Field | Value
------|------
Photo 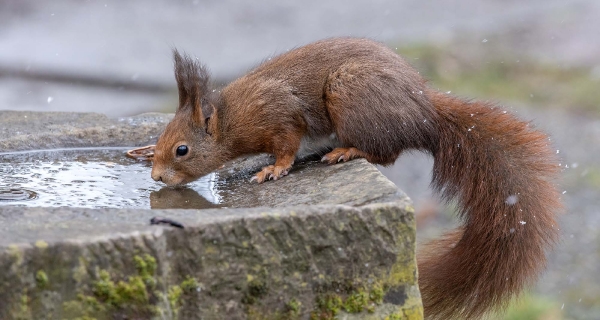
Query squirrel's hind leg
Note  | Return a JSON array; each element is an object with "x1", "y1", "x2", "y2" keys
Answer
[{"x1": 321, "y1": 147, "x2": 369, "y2": 164}]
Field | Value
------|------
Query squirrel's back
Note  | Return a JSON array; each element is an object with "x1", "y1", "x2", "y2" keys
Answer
[{"x1": 219, "y1": 38, "x2": 439, "y2": 162}]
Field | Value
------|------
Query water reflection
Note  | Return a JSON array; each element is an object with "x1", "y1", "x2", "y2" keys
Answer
[
  {"x1": 149, "y1": 185, "x2": 221, "y2": 210},
  {"x1": 0, "y1": 148, "x2": 223, "y2": 209}
]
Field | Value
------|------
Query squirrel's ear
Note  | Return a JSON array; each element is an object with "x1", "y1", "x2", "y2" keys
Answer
[
  {"x1": 173, "y1": 49, "x2": 211, "y2": 127},
  {"x1": 194, "y1": 98, "x2": 216, "y2": 129},
  {"x1": 205, "y1": 104, "x2": 218, "y2": 136}
]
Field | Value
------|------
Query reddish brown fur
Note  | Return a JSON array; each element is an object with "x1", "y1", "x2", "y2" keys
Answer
[
  {"x1": 321, "y1": 147, "x2": 370, "y2": 164},
  {"x1": 420, "y1": 92, "x2": 561, "y2": 319},
  {"x1": 152, "y1": 38, "x2": 561, "y2": 319}
]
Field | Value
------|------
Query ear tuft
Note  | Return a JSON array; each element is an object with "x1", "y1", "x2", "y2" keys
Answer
[
  {"x1": 204, "y1": 104, "x2": 219, "y2": 136},
  {"x1": 173, "y1": 49, "x2": 211, "y2": 126}
]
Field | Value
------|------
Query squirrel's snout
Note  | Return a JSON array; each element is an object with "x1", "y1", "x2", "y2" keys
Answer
[
  {"x1": 151, "y1": 166, "x2": 184, "y2": 186},
  {"x1": 151, "y1": 168, "x2": 163, "y2": 183}
]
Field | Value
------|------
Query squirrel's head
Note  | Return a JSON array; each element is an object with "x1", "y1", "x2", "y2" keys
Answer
[{"x1": 151, "y1": 50, "x2": 225, "y2": 186}]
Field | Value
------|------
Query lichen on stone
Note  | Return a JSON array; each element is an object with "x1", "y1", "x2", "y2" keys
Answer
[
  {"x1": 167, "y1": 284, "x2": 183, "y2": 315},
  {"x1": 246, "y1": 297, "x2": 303, "y2": 320},
  {"x1": 62, "y1": 254, "x2": 161, "y2": 319},
  {"x1": 369, "y1": 282, "x2": 385, "y2": 305},
  {"x1": 344, "y1": 289, "x2": 370, "y2": 313},
  {"x1": 242, "y1": 278, "x2": 268, "y2": 305},
  {"x1": 35, "y1": 270, "x2": 49, "y2": 289},
  {"x1": 306, "y1": 202, "x2": 422, "y2": 320},
  {"x1": 285, "y1": 298, "x2": 302, "y2": 318},
  {"x1": 34, "y1": 240, "x2": 48, "y2": 249},
  {"x1": 311, "y1": 293, "x2": 343, "y2": 320},
  {"x1": 180, "y1": 275, "x2": 200, "y2": 293},
  {"x1": 14, "y1": 291, "x2": 32, "y2": 320},
  {"x1": 384, "y1": 312, "x2": 404, "y2": 320},
  {"x1": 134, "y1": 253, "x2": 157, "y2": 289}
]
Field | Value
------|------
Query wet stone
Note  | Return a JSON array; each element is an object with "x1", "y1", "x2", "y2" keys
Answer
[{"x1": 0, "y1": 148, "x2": 402, "y2": 210}]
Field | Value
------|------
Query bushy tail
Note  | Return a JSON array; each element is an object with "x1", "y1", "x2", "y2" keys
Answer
[{"x1": 419, "y1": 90, "x2": 562, "y2": 319}]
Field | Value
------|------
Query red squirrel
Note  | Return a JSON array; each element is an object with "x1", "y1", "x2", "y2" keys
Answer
[{"x1": 150, "y1": 38, "x2": 561, "y2": 319}]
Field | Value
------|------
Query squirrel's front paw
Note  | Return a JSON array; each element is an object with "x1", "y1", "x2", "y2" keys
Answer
[{"x1": 251, "y1": 165, "x2": 290, "y2": 183}]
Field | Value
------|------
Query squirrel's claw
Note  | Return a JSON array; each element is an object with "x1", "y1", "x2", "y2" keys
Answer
[
  {"x1": 322, "y1": 147, "x2": 368, "y2": 164},
  {"x1": 253, "y1": 164, "x2": 291, "y2": 183}
]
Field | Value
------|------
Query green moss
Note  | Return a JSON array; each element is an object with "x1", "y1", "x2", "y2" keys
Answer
[
  {"x1": 388, "y1": 260, "x2": 417, "y2": 287},
  {"x1": 245, "y1": 298, "x2": 302, "y2": 320},
  {"x1": 34, "y1": 240, "x2": 48, "y2": 249},
  {"x1": 322, "y1": 285, "x2": 386, "y2": 315},
  {"x1": 62, "y1": 254, "x2": 161, "y2": 319},
  {"x1": 242, "y1": 278, "x2": 268, "y2": 305},
  {"x1": 369, "y1": 283, "x2": 385, "y2": 305},
  {"x1": 285, "y1": 298, "x2": 302, "y2": 318},
  {"x1": 115, "y1": 276, "x2": 149, "y2": 304},
  {"x1": 73, "y1": 256, "x2": 90, "y2": 284},
  {"x1": 63, "y1": 293, "x2": 105, "y2": 318},
  {"x1": 180, "y1": 275, "x2": 200, "y2": 293},
  {"x1": 367, "y1": 304, "x2": 376, "y2": 313},
  {"x1": 384, "y1": 209, "x2": 418, "y2": 289},
  {"x1": 134, "y1": 254, "x2": 157, "y2": 275},
  {"x1": 35, "y1": 270, "x2": 49, "y2": 289},
  {"x1": 8, "y1": 244, "x2": 24, "y2": 266},
  {"x1": 167, "y1": 285, "x2": 183, "y2": 314},
  {"x1": 308, "y1": 205, "x2": 421, "y2": 319},
  {"x1": 384, "y1": 312, "x2": 404, "y2": 320},
  {"x1": 91, "y1": 271, "x2": 151, "y2": 309},
  {"x1": 13, "y1": 292, "x2": 31, "y2": 320},
  {"x1": 246, "y1": 306, "x2": 265, "y2": 320},
  {"x1": 91, "y1": 270, "x2": 117, "y2": 304},
  {"x1": 166, "y1": 276, "x2": 201, "y2": 317},
  {"x1": 311, "y1": 294, "x2": 343, "y2": 320},
  {"x1": 134, "y1": 254, "x2": 157, "y2": 289},
  {"x1": 344, "y1": 290, "x2": 369, "y2": 313}
]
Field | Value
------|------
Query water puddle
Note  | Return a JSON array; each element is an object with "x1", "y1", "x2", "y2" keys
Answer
[
  {"x1": 0, "y1": 148, "x2": 225, "y2": 209},
  {"x1": 0, "y1": 188, "x2": 38, "y2": 201}
]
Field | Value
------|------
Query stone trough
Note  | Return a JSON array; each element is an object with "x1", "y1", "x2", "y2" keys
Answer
[{"x1": 0, "y1": 111, "x2": 422, "y2": 320}]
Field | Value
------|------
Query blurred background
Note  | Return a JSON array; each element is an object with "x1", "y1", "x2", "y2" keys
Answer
[{"x1": 1, "y1": 0, "x2": 599, "y2": 318}]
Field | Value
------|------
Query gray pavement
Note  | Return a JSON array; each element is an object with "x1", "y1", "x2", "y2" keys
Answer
[{"x1": 1, "y1": 0, "x2": 599, "y2": 116}]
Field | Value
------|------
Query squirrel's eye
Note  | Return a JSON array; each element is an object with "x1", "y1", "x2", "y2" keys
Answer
[{"x1": 176, "y1": 145, "x2": 188, "y2": 157}]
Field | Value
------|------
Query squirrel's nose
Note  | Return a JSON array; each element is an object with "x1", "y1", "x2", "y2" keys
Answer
[{"x1": 151, "y1": 170, "x2": 162, "y2": 182}]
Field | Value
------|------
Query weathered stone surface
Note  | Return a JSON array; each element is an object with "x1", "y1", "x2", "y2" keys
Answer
[
  {"x1": 163, "y1": 155, "x2": 405, "y2": 209},
  {"x1": 0, "y1": 202, "x2": 420, "y2": 319},
  {"x1": 0, "y1": 111, "x2": 172, "y2": 152},
  {"x1": 0, "y1": 111, "x2": 423, "y2": 319}
]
